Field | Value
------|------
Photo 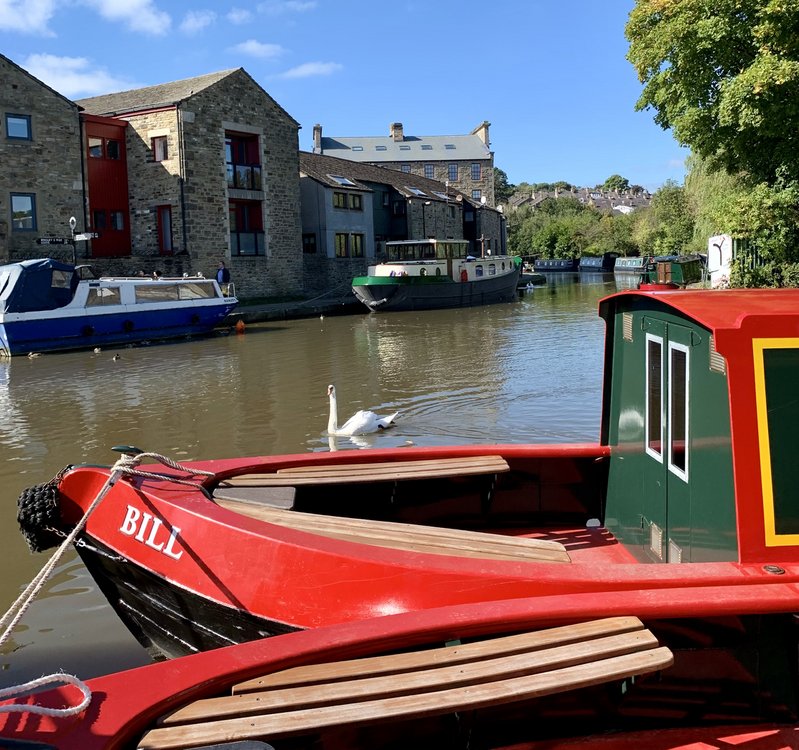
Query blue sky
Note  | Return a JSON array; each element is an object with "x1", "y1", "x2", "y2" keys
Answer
[{"x1": 0, "y1": 0, "x2": 688, "y2": 191}]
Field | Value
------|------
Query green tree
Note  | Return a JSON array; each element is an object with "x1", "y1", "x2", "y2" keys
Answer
[
  {"x1": 601, "y1": 174, "x2": 630, "y2": 192},
  {"x1": 493, "y1": 167, "x2": 515, "y2": 205},
  {"x1": 626, "y1": 0, "x2": 799, "y2": 185}
]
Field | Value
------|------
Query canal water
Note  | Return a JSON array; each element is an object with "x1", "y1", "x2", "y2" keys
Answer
[{"x1": 0, "y1": 272, "x2": 621, "y2": 686}]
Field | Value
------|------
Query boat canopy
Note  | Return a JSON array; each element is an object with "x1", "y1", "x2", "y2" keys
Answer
[
  {"x1": 385, "y1": 240, "x2": 470, "y2": 262},
  {"x1": 0, "y1": 258, "x2": 78, "y2": 313}
]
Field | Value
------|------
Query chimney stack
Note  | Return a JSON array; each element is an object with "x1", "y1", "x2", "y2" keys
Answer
[
  {"x1": 390, "y1": 122, "x2": 404, "y2": 142},
  {"x1": 313, "y1": 123, "x2": 322, "y2": 153}
]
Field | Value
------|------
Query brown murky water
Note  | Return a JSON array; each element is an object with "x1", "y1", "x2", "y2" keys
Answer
[{"x1": 0, "y1": 273, "x2": 618, "y2": 685}]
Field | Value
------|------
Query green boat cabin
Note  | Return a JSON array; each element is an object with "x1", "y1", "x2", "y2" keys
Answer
[{"x1": 600, "y1": 289, "x2": 799, "y2": 566}]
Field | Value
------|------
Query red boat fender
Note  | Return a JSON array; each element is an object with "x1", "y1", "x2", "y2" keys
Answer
[{"x1": 460, "y1": 270, "x2": 468, "y2": 282}]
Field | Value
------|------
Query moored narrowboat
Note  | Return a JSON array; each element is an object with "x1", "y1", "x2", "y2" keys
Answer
[
  {"x1": 645, "y1": 254, "x2": 704, "y2": 287},
  {"x1": 613, "y1": 255, "x2": 652, "y2": 275},
  {"x1": 533, "y1": 257, "x2": 579, "y2": 272},
  {"x1": 579, "y1": 252, "x2": 620, "y2": 272}
]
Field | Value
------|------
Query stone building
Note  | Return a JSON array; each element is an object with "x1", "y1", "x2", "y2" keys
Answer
[
  {"x1": 76, "y1": 69, "x2": 303, "y2": 298},
  {"x1": 299, "y1": 151, "x2": 505, "y2": 295},
  {"x1": 0, "y1": 54, "x2": 84, "y2": 264},
  {"x1": 312, "y1": 121, "x2": 496, "y2": 208}
]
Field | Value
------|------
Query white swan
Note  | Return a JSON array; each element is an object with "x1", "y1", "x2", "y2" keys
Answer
[{"x1": 327, "y1": 384, "x2": 398, "y2": 436}]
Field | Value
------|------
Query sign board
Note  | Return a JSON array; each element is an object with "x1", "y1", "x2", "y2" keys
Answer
[
  {"x1": 74, "y1": 232, "x2": 99, "y2": 241},
  {"x1": 36, "y1": 237, "x2": 70, "y2": 245}
]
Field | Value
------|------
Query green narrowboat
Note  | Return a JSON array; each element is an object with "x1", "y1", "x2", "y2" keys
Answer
[{"x1": 644, "y1": 254, "x2": 704, "y2": 287}]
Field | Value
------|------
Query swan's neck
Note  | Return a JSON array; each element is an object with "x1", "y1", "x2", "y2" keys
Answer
[{"x1": 327, "y1": 393, "x2": 338, "y2": 434}]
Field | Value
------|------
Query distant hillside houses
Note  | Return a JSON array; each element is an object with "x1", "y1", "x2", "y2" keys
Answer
[{"x1": 509, "y1": 187, "x2": 652, "y2": 215}]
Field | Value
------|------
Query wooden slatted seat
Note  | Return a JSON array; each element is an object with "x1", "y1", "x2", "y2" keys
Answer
[
  {"x1": 138, "y1": 616, "x2": 673, "y2": 750},
  {"x1": 218, "y1": 455, "x2": 510, "y2": 487},
  {"x1": 212, "y1": 499, "x2": 571, "y2": 563}
]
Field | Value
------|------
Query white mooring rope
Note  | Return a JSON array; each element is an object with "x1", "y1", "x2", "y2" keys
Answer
[{"x1": 0, "y1": 450, "x2": 215, "y2": 716}]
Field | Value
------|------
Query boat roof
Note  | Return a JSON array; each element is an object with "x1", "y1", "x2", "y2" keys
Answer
[
  {"x1": 0, "y1": 258, "x2": 78, "y2": 314},
  {"x1": 600, "y1": 288, "x2": 799, "y2": 344}
]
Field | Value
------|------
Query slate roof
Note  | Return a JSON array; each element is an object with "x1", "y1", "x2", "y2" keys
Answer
[
  {"x1": 300, "y1": 151, "x2": 463, "y2": 203},
  {"x1": 75, "y1": 68, "x2": 299, "y2": 126},
  {"x1": 319, "y1": 133, "x2": 491, "y2": 163},
  {"x1": 76, "y1": 69, "x2": 237, "y2": 115}
]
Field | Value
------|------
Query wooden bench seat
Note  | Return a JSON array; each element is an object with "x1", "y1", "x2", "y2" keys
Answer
[
  {"x1": 212, "y1": 499, "x2": 572, "y2": 563},
  {"x1": 218, "y1": 454, "x2": 510, "y2": 487},
  {"x1": 138, "y1": 616, "x2": 673, "y2": 749}
]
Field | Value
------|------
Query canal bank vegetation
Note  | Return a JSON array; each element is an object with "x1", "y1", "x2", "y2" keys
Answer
[{"x1": 505, "y1": 1, "x2": 799, "y2": 288}]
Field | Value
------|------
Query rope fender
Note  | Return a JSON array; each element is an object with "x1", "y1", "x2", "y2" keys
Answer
[{"x1": 17, "y1": 472, "x2": 69, "y2": 554}]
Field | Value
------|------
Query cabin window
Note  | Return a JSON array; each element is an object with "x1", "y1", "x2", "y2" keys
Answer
[
  {"x1": 86, "y1": 287, "x2": 121, "y2": 306},
  {"x1": 6, "y1": 114, "x2": 31, "y2": 140},
  {"x1": 668, "y1": 342, "x2": 689, "y2": 481},
  {"x1": 135, "y1": 284, "x2": 180, "y2": 303},
  {"x1": 177, "y1": 282, "x2": 216, "y2": 300},
  {"x1": 475, "y1": 265, "x2": 484, "y2": 277},
  {"x1": 645, "y1": 333, "x2": 663, "y2": 461},
  {"x1": 488, "y1": 264, "x2": 496, "y2": 276},
  {"x1": 10, "y1": 193, "x2": 36, "y2": 230},
  {"x1": 51, "y1": 270, "x2": 71, "y2": 288}
]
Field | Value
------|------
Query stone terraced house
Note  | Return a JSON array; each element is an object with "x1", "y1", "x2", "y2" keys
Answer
[
  {"x1": 312, "y1": 121, "x2": 496, "y2": 208},
  {"x1": 76, "y1": 69, "x2": 303, "y2": 298}
]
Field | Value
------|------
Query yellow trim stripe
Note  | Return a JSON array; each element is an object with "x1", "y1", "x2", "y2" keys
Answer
[{"x1": 753, "y1": 338, "x2": 799, "y2": 546}]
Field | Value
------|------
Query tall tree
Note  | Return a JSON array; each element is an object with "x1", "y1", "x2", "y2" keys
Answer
[
  {"x1": 626, "y1": 0, "x2": 799, "y2": 185},
  {"x1": 601, "y1": 174, "x2": 630, "y2": 192},
  {"x1": 493, "y1": 167, "x2": 515, "y2": 205}
]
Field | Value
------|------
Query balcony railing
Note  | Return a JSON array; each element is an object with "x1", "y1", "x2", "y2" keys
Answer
[
  {"x1": 231, "y1": 231, "x2": 265, "y2": 256},
  {"x1": 226, "y1": 164, "x2": 262, "y2": 191}
]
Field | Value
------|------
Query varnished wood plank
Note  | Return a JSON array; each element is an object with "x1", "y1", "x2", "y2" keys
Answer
[
  {"x1": 161, "y1": 630, "x2": 658, "y2": 725},
  {"x1": 139, "y1": 647, "x2": 673, "y2": 749},
  {"x1": 220, "y1": 455, "x2": 510, "y2": 487},
  {"x1": 232, "y1": 616, "x2": 645, "y2": 694},
  {"x1": 212, "y1": 499, "x2": 571, "y2": 563}
]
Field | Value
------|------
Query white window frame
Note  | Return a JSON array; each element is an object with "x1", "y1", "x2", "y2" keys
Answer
[
  {"x1": 645, "y1": 332, "x2": 664, "y2": 462},
  {"x1": 667, "y1": 340, "x2": 690, "y2": 482}
]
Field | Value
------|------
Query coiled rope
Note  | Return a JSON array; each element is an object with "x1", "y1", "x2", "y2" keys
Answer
[{"x1": 0, "y1": 450, "x2": 215, "y2": 716}]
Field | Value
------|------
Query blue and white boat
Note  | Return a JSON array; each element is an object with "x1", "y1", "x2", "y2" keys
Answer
[{"x1": 0, "y1": 258, "x2": 237, "y2": 356}]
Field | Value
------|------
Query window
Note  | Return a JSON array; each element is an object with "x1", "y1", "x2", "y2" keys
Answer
[
  {"x1": 668, "y1": 342, "x2": 689, "y2": 480},
  {"x1": 351, "y1": 146, "x2": 363, "y2": 151},
  {"x1": 302, "y1": 233, "x2": 317, "y2": 254},
  {"x1": 399, "y1": 145, "x2": 411, "y2": 151},
  {"x1": 335, "y1": 233, "x2": 348, "y2": 257},
  {"x1": 88, "y1": 137, "x2": 103, "y2": 158},
  {"x1": 424, "y1": 164, "x2": 434, "y2": 179},
  {"x1": 471, "y1": 163, "x2": 481, "y2": 180},
  {"x1": 329, "y1": 174, "x2": 357, "y2": 186},
  {"x1": 86, "y1": 287, "x2": 121, "y2": 307},
  {"x1": 351, "y1": 234, "x2": 364, "y2": 257},
  {"x1": 157, "y1": 206, "x2": 173, "y2": 255},
  {"x1": 401, "y1": 164, "x2": 411, "y2": 174},
  {"x1": 445, "y1": 144, "x2": 456, "y2": 150},
  {"x1": 349, "y1": 193, "x2": 363, "y2": 210},
  {"x1": 106, "y1": 140, "x2": 121, "y2": 159},
  {"x1": 93, "y1": 210, "x2": 107, "y2": 230},
  {"x1": 407, "y1": 187, "x2": 427, "y2": 197},
  {"x1": 375, "y1": 145, "x2": 387, "y2": 151},
  {"x1": 225, "y1": 132, "x2": 261, "y2": 190},
  {"x1": 421, "y1": 144, "x2": 433, "y2": 151},
  {"x1": 11, "y1": 193, "x2": 36, "y2": 230},
  {"x1": 645, "y1": 334, "x2": 663, "y2": 461},
  {"x1": 6, "y1": 114, "x2": 31, "y2": 140},
  {"x1": 152, "y1": 136, "x2": 168, "y2": 162},
  {"x1": 472, "y1": 189, "x2": 482, "y2": 201},
  {"x1": 229, "y1": 199, "x2": 264, "y2": 256},
  {"x1": 448, "y1": 164, "x2": 458, "y2": 181},
  {"x1": 333, "y1": 192, "x2": 347, "y2": 209},
  {"x1": 110, "y1": 211, "x2": 125, "y2": 230}
]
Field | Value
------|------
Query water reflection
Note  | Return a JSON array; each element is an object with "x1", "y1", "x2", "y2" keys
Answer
[{"x1": 0, "y1": 274, "x2": 617, "y2": 685}]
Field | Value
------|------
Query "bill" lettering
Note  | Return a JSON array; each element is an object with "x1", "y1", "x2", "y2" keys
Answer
[{"x1": 119, "y1": 505, "x2": 183, "y2": 560}]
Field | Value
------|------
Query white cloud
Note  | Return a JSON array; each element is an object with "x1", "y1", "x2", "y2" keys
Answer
[
  {"x1": 227, "y1": 7, "x2": 252, "y2": 24},
  {"x1": 82, "y1": 0, "x2": 171, "y2": 35},
  {"x1": 180, "y1": 9, "x2": 216, "y2": 34},
  {"x1": 230, "y1": 39, "x2": 284, "y2": 59},
  {"x1": 0, "y1": 0, "x2": 57, "y2": 35},
  {"x1": 279, "y1": 61, "x2": 342, "y2": 79},
  {"x1": 257, "y1": 1, "x2": 317, "y2": 15},
  {"x1": 23, "y1": 54, "x2": 135, "y2": 98}
]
